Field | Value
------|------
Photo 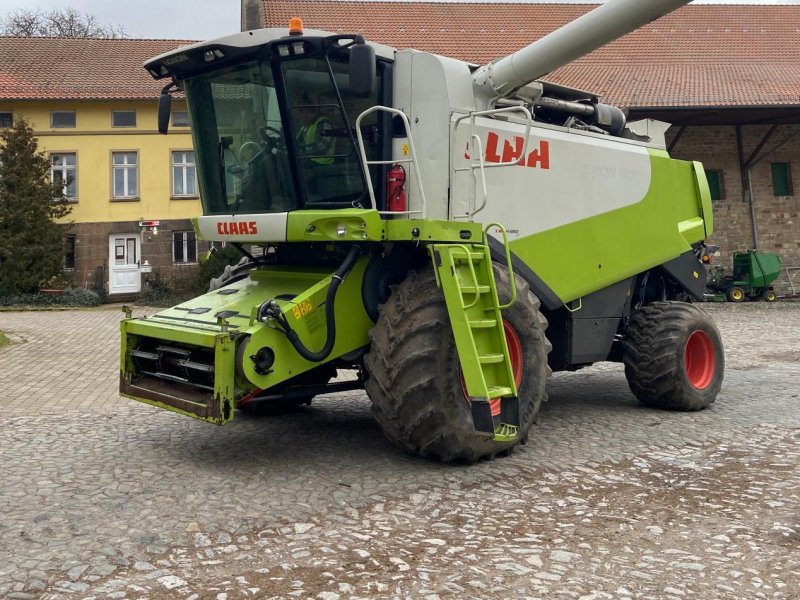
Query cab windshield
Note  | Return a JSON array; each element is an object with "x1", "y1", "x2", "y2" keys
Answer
[{"x1": 184, "y1": 54, "x2": 373, "y2": 215}]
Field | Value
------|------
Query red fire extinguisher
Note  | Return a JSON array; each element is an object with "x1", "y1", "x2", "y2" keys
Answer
[{"x1": 387, "y1": 164, "x2": 406, "y2": 212}]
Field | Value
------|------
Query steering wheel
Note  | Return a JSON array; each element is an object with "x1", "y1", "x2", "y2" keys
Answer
[{"x1": 259, "y1": 125, "x2": 285, "y2": 151}]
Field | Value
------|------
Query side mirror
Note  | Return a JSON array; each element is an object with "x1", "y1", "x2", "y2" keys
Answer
[
  {"x1": 158, "y1": 92, "x2": 172, "y2": 135},
  {"x1": 349, "y1": 43, "x2": 375, "y2": 98}
]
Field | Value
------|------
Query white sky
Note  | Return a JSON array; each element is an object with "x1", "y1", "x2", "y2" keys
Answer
[{"x1": 0, "y1": 0, "x2": 797, "y2": 41}]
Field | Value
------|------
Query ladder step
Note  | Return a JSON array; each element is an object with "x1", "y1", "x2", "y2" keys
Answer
[
  {"x1": 487, "y1": 386, "x2": 514, "y2": 398},
  {"x1": 469, "y1": 318, "x2": 498, "y2": 329},
  {"x1": 460, "y1": 285, "x2": 491, "y2": 294},
  {"x1": 452, "y1": 251, "x2": 486, "y2": 262},
  {"x1": 479, "y1": 353, "x2": 505, "y2": 364},
  {"x1": 493, "y1": 423, "x2": 519, "y2": 442}
]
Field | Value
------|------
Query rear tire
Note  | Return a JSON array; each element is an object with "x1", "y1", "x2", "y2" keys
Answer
[
  {"x1": 622, "y1": 301, "x2": 724, "y2": 411},
  {"x1": 726, "y1": 286, "x2": 745, "y2": 302},
  {"x1": 364, "y1": 265, "x2": 549, "y2": 463}
]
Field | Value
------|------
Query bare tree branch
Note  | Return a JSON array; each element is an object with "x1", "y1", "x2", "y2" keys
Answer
[{"x1": 0, "y1": 7, "x2": 127, "y2": 38}]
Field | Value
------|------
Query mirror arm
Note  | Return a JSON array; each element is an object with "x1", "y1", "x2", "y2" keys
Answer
[{"x1": 157, "y1": 81, "x2": 179, "y2": 135}]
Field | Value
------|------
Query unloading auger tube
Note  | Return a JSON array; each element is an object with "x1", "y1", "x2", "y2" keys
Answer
[{"x1": 473, "y1": 0, "x2": 694, "y2": 97}]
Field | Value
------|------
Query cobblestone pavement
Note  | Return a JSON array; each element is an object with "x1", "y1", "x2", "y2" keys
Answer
[{"x1": 0, "y1": 303, "x2": 799, "y2": 599}]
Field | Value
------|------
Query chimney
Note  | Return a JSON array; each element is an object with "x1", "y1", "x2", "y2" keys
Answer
[{"x1": 241, "y1": 0, "x2": 263, "y2": 31}]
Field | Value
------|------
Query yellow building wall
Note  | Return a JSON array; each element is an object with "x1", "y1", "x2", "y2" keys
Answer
[{"x1": 0, "y1": 99, "x2": 200, "y2": 224}]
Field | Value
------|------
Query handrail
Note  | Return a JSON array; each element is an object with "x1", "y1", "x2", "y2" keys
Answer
[
  {"x1": 485, "y1": 223, "x2": 516, "y2": 310},
  {"x1": 355, "y1": 106, "x2": 427, "y2": 218},
  {"x1": 447, "y1": 244, "x2": 483, "y2": 310},
  {"x1": 450, "y1": 106, "x2": 533, "y2": 220}
]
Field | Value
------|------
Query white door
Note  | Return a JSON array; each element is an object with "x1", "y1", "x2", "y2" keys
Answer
[{"x1": 109, "y1": 234, "x2": 141, "y2": 294}]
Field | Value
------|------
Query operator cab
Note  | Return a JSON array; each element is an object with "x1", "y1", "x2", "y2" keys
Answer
[{"x1": 146, "y1": 24, "x2": 392, "y2": 216}]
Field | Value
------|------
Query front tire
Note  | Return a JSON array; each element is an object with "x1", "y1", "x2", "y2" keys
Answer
[
  {"x1": 622, "y1": 301, "x2": 724, "y2": 411},
  {"x1": 364, "y1": 265, "x2": 549, "y2": 463},
  {"x1": 763, "y1": 290, "x2": 777, "y2": 302}
]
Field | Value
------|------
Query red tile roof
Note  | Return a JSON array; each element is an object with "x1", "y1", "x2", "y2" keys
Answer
[
  {"x1": 0, "y1": 37, "x2": 195, "y2": 101},
  {"x1": 261, "y1": 1, "x2": 800, "y2": 108}
]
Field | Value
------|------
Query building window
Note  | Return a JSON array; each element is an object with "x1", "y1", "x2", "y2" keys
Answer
[
  {"x1": 172, "y1": 110, "x2": 190, "y2": 127},
  {"x1": 112, "y1": 152, "x2": 138, "y2": 199},
  {"x1": 172, "y1": 151, "x2": 197, "y2": 197},
  {"x1": 705, "y1": 169, "x2": 725, "y2": 201},
  {"x1": 51, "y1": 153, "x2": 77, "y2": 200},
  {"x1": 112, "y1": 110, "x2": 137, "y2": 128},
  {"x1": 0, "y1": 112, "x2": 12, "y2": 128},
  {"x1": 51, "y1": 110, "x2": 76, "y2": 128},
  {"x1": 173, "y1": 231, "x2": 197, "y2": 264},
  {"x1": 771, "y1": 162, "x2": 793, "y2": 197},
  {"x1": 64, "y1": 235, "x2": 76, "y2": 270}
]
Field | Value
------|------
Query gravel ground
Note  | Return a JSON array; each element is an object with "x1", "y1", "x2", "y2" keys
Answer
[{"x1": 0, "y1": 302, "x2": 798, "y2": 599}]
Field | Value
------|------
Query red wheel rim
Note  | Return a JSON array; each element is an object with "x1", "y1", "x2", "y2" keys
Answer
[
  {"x1": 685, "y1": 330, "x2": 715, "y2": 389},
  {"x1": 460, "y1": 320, "x2": 524, "y2": 416}
]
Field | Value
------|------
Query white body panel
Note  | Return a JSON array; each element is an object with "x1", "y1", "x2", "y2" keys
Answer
[
  {"x1": 393, "y1": 51, "x2": 476, "y2": 220},
  {"x1": 451, "y1": 118, "x2": 652, "y2": 240},
  {"x1": 392, "y1": 51, "x2": 655, "y2": 235},
  {"x1": 196, "y1": 213, "x2": 288, "y2": 242}
]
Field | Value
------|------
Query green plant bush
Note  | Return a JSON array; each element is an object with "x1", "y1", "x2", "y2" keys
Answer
[
  {"x1": 136, "y1": 274, "x2": 173, "y2": 307},
  {"x1": 61, "y1": 287, "x2": 103, "y2": 306}
]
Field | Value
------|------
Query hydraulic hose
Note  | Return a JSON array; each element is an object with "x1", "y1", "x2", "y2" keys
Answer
[{"x1": 259, "y1": 245, "x2": 363, "y2": 363}]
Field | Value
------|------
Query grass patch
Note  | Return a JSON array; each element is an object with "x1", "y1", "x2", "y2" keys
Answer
[{"x1": 0, "y1": 332, "x2": 9, "y2": 349}]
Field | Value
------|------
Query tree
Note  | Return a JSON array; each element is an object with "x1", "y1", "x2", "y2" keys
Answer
[
  {"x1": 0, "y1": 7, "x2": 126, "y2": 38},
  {"x1": 0, "y1": 117, "x2": 72, "y2": 295}
]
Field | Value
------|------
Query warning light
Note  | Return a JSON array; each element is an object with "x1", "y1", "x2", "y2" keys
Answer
[{"x1": 289, "y1": 17, "x2": 304, "y2": 36}]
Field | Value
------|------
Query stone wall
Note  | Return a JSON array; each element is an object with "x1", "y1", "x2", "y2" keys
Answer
[{"x1": 668, "y1": 124, "x2": 800, "y2": 295}]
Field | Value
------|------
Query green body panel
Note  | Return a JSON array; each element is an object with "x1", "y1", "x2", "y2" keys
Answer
[
  {"x1": 384, "y1": 219, "x2": 484, "y2": 243},
  {"x1": 123, "y1": 318, "x2": 221, "y2": 348},
  {"x1": 286, "y1": 209, "x2": 384, "y2": 242},
  {"x1": 284, "y1": 210, "x2": 485, "y2": 244},
  {"x1": 120, "y1": 323, "x2": 238, "y2": 424},
  {"x1": 508, "y1": 152, "x2": 709, "y2": 303},
  {"x1": 240, "y1": 258, "x2": 373, "y2": 390},
  {"x1": 119, "y1": 258, "x2": 373, "y2": 423},
  {"x1": 692, "y1": 161, "x2": 714, "y2": 237}
]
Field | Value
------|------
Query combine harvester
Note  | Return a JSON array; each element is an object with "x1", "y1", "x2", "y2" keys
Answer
[{"x1": 121, "y1": 0, "x2": 724, "y2": 462}]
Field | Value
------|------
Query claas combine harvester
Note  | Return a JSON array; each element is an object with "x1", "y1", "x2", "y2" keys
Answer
[{"x1": 121, "y1": 0, "x2": 724, "y2": 462}]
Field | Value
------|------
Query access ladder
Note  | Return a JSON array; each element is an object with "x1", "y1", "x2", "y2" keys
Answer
[{"x1": 430, "y1": 225, "x2": 520, "y2": 441}]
